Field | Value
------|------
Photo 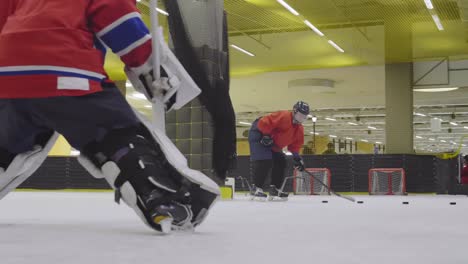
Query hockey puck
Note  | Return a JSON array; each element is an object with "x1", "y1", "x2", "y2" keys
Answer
[
  {"x1": 357, "y1": 201, "x2": 364, "y2": 204},
  {"x1": 450, "y1": 202, "x2": 456, "y2": 205},
  {"x1": 322, "y1": 200, "x2": 328, "y2": 203},
  {"x1": 402, "y1": 201, "x2": 409, "y2": 204}
]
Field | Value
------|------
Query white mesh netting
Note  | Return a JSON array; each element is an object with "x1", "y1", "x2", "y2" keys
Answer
[
  {"x1": 293, "y1": 168, "x2": 331, "y2": 195},
  {"x1": 368, "y1": 168, "x2": 406, "y2": 195}
]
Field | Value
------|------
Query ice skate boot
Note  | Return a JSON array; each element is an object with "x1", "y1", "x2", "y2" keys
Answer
[
  {"x1": 268, "y1": 185, "x2": 289, "y2": 201},
  {"x1": 250, "y1": 186, "x2": 267, "y2": 201}
]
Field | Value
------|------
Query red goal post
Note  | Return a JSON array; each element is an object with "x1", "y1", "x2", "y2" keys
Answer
[
  {"x1": 368, "y1": 168, "x2": 406, "y2": 195},
  {"x1": 292, "y1": 168, "x2": 332, "y2": 195}
]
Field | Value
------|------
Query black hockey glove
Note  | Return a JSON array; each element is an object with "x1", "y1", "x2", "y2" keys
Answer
[
  {"x1": 293, "y1": 156, "x2": 305, "y2": 172},
  {"x1": 260, "y1": 135, "x2": 274, "y2": 147}
]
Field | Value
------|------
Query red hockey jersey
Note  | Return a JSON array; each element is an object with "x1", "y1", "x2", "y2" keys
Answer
[
  {"x1": 0, "y1": 0, "x2": 152, "y2": 98},
  {"x1": 257, "y1": 110, "x2": 304, "y2": 154}
]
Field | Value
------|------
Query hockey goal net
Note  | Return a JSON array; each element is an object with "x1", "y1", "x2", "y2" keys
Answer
[
  {"x1": 368, "y1": 168, "x2": 406, "y2": 195},
  {"x1": 292, "y1": 168, "x2": 331, "y2": 195}
]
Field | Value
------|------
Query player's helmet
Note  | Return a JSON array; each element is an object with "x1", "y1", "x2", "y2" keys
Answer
[{"x1": 292, "y1": 101, "x2": 310, "y2": 124}]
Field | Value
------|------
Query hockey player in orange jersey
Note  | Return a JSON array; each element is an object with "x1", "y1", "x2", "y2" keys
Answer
[{"x1": 248, "y1": 101, "x2": 310, "y2": 201}]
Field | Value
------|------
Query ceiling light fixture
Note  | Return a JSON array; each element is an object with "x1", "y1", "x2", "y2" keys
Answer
[
  {"x1": 346, "y1": 137, "x2": 353, "y2": 140},
  {"x1": 414, "y1": 112, "x2": 426, "y2": 117},
  {"x1": 348, "y1": 122, "x2": 358, "y2": 126},
  {"x1": 464, "y1": 126, "x2": 468, "y2": 130},
  {"x1": 329, "y1": 135, "x2": 337, "y2": 138},
  {"x1": 276, "y1": 0, "x2": 299, "y2": 16},
  {"x1": 325, "y1": 117, "x2": 336, "y2": 121},
  {"x1": 450, "y1": 122, "x2": 458, "y2": 126},
  {"x1": 431, "y1": 14, "x2": 444, "y2": 31},
  {"x1": 230, "y1": 44, "x2": 255, "y2": 57},
  {"x1": 429, "y1": 138, "x2": 435, "y2": 141},
  {"x1": 327, "y1": 40, "x2": 344, "y2": 53},
  {"x1": 361, "y1": 139, "x2": 369, "y2": 142},
  {"x1": 440, "y1": 140, "x2": 446, "y2": 143},
  {"x1": 310, "y1": 132, "x2": 320, "y2": 135},
  {"x1": 304, "y1": 20, "x2": 324, "y2": 37},
  {"x1": 414, "y1": 87, "x2": 458, "y2": 92},
  {"x1": 416, "y1": 136, "x2": 423, "y2": 139},
  {"x1": 424, "y1": 0, "x2": 434, "y2": 9},
  {"x1": 368, "y1": 126, "x2": 377, "y2": 130},
  {"x1": 375, "y1": 141, "x2": 382, "y2": 144}
]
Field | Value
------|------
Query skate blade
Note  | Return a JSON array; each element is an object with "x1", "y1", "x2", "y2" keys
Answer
[
  {"x1": 268, "y1": 196, "x2": 288, "y2": 202},
  {"x1": 153, "y1": 215, "x2": 173, "y2": 234},
  {"x1": 250, "y1": 196, "x2": 267, "y2": 202}
]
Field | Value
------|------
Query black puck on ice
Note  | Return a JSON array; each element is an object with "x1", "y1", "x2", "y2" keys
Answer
[
  {"x1": 357, "y1": 201, "x2": 364, "y2": 204},
  {"x1": 402, "y1": 201, "x2": 409, "y2": 204},
  {"x1": 322, "y1": 200, "x2": 328, "y2": 203},
  {"x1": 450, "y1": 202, "x2": 456, "y2": 205}
]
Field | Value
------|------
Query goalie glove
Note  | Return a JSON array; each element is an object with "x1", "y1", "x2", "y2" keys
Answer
[
  {"x1": 260, "y1": 135, "x2": 274, "y2": 147},
  {"x1": 125, "y1": 29, "x2": 201, "y2": 112}
]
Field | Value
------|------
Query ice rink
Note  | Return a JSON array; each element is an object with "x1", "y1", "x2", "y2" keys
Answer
[{"x1": 0, "y1": 191, "x2": 467, "y2": 264}]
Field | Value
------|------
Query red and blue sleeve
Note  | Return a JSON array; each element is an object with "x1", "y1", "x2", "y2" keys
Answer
[{"x1": 87, "y1": 0, "x2": 152, "y2": 69}]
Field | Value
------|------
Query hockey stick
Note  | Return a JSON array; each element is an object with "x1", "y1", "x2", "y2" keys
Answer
[
  {"x1": 298, "y1": 169, "x2": 355, "y2": 203},
  {"x1": 149, "y1": 0, "x2": 166, "y2": 131}
]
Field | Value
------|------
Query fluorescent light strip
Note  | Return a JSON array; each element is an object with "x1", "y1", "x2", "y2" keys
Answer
[
  {"x1": 327, "y1": 40, "x2": 344, "y2": 53},
  {"x1": 449, "y1": 122, "x2": 458, "y2": 126},
  {"x1": 277, "y1": 0, "x2": 300, "y2": 16},
  {"x1": 304, "y1": 20, "x2": 324, "y2": 37},
  {"x1": 361, "y1": 139, "x2": 369, "y2": 142},
  {"x1": 375, "y1": 141, "x2": 382, "y2": 144},
  {"x1": 325, "y1": 117, "x2": 336, "y2": 121},
  {"x1": 156, "y1": 8, "x2": 169, "y2": 16},
  {"x1": 414, "y1": 87, "x2": 458, "y2": 92},
  {"x1": 440, "y1": 140, "x2": 447, "y2": 143},
  {"x1": 416, "y1": 136, "x2": 423, "y2": 139},
  {"x1": 346, "y1": 137, "x2": 353, "y2": 140},
  {"x1": 348, "y1": 122, "x2": 358, "y2": 126},
  {"x1": 310, "y1": 132, "x2": 320, "y2": 135},
  {"x1": 239, "y1": 121, "x2": 252, "y2": 125},
  {"x1": 464, "y1": 126, "x2": 468, "y2": 130},
  {"x1": 431, "y1": 14, "x2": 444, "y2": 31},
  {"x1": 329, "y1": 135, "x2": 337, "y2": 138},
  {"x1": 424, "y1": 0, "x2": 434, "y2": 9},
  {"x1": 230, "y1": 44, "x2": 255, "y2": 57},
  {"x1": 368, "y1": 126, "x2": 377, "y2": 130},
  {"x1": 144, "y1": 105, "x2": 152, "y2": 108},
  {"x1": 414, "y1": 112, "x2": 426, "y2": 117},
  {"x1": 429, "y1": 138, "x2": 435, "y2": 141}
]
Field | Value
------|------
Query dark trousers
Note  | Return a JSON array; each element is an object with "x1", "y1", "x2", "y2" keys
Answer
[
  {"x1": 251, "y1": 151, "x2": 287, "y2": 189},
  {"x1": 0, "y1": 83, "x2": 139, "y2": 163}
]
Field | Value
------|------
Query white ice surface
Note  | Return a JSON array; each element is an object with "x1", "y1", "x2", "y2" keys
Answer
[{"x1": 1, "y1": 192, "x2": 467, "y2": 264}]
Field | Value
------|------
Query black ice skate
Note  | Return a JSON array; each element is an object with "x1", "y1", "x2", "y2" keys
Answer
[
  {"x1": 268, "y1": 185, "x2": 289, "y2": 201},
  {"x1": 250, "y1": 186, "x2": 267, "y2": 201},
  {"x1": 143, "y1": 189, "x2": 193, "y2": 233}
]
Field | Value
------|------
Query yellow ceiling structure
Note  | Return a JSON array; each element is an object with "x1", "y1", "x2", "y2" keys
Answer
[{"x1": 105, "y1": 0, "x2": 468, "y2": 80}]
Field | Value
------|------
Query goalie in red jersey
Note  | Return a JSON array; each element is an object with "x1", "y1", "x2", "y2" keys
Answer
[{"x1": 0, "y1": 0, "x2": 221, "y2": 233}]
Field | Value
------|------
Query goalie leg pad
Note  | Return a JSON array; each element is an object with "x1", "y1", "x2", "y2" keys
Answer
[
  {"x1": 80, "y1": 127, "x2": 194, "y2": 232},
  {"x1": 133, "y1": 111, "x2": 220, "y2": 227},
  {"x1": 0, "y1": 132, "x2": 59, "y2": 200}
]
